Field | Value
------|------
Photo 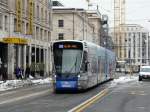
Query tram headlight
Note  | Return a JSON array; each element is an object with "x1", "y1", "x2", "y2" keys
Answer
[
  {"x1": 78, "y1": 75, "x2": 81, "y2": 78},
  {"x1": 78, "y1": 75, "x2": 88, "y2": 80}
]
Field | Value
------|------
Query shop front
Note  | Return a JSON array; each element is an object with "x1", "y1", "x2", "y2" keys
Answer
[
  {"x1": 0, "y1": 37, "x2": 51, "y2": 80},
  {"x1": 1, "y1": 37, "x2": 28, "y2": 79}
]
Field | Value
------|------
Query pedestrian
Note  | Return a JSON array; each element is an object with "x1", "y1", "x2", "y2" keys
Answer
[
  {"x1": 15, "y1": 66, "x2": 19, "y2": 79},
  {"x1": 1, "y1": 64, "x2": 8, "y2": 82},
  {"x1": 30, "y1": 64, "x2": 35, "y2": 78},
  {"x1": 0, "y1": 64, "x2": 2, "y2": 80},
  {"x1": 20, "y1": 66, "x2": 24, "y2": 79},
  {"x1": 15, "y1": 66, "x2": 22, "y2": 79},
  {"x1": 25, "y1": 65, "x2": 30, "y2": 79}
]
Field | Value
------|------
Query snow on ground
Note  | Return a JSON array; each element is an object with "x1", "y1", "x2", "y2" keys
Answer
[
  {"x1": 110, "y1": 75, "x2": 138, "y2": 87},
  {"x1": 0, "y1": 77, "x2": 52, "y2": 92},
  {"x1": 0, "y1": 75, "x2": 138, "y2": 92},
  {"x1": 31, "y1": 78, "x2": 52, "y2": 85}
]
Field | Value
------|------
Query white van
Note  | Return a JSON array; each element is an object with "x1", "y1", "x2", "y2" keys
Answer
[{"x1": 139, "y1": 66, "x2": 150, "y2": 81}]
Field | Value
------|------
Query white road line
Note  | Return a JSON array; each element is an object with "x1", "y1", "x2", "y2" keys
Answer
[
  {"x1": 0, "y1": 91, "x2": 17, "y2": 96},
  {"x1": 0, "y1": 90, "x2": 50, "y2": 105}
]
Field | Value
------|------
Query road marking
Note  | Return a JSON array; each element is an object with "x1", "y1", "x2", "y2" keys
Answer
[
  {"x1": 129, "y1": 91, "x2": 136, "y2": 95},
  {"x1": 136, "y1": 106, "x2": 145, "y2": 109},
  {"x1": 68, "y1": 88, "x2": 108, "y2": 112},
  {"x1": 0, "y1": 90, "x2": 50, "y2": 105},
  {"x1": 0, "y1": 91, "x2": 17, "y2": 96},
  {"x1": 129, "y1": 91, "x2": 146, "y2": 96}
]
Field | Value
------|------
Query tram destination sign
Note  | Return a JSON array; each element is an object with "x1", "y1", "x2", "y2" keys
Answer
[{"x1": 54, "y1": 42, "x2": 83, "y2": 50}]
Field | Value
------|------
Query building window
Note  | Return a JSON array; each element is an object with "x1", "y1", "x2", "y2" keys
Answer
[
  {"x1": 41, "y1": 8, "x2": 43, "y2": 21},
  {"x1": 48, "y1": 31, "x2": 51, "y2": 41},
  {"x1": 5, "y1": 15, "x2": 8, "y2": 31},
  {"x1": 33, "y1": 3, "x2": 35, "y2": 18},
  {"x1": 58, "y1": 20, "x2": 64, "y2": 27},
  {"x1": 36, "y1": 27, "x2": 39, "y2": 40},
  {"x1": 22, "y1": 21, "x2": 25, "y2": 34},
  {"x1": 58, "y1": 33, "x2": 64, "y2": 40},
  {"x1": 48, "y1": 12, "x2": 50, "y2": 23},
  {"x1": 37, "y1": 5, "x2": 39, "y2": 20},
  {"x1": 138, "y1": 47, "x2": 140, "y2": 57},
  {"x1": 40, "y1": 28, "x2": 43, "y2": 40},
  {"x1": 26, "y1": 23, "x2": 29, "y2": 34},
  {"x1": 14, "y1": 18, "x2": 17, "y2": 32},
  {"x1": 22, "y1": 0, "x2": 25, "y2": 11},
  {"x1": 0, "y1": 14, "x2": 3, "y2": 29},
  {"x1": 27, "y1": 0, "x2": 29, "y2": 14},
  {"x1": 45, "y1": 30, "x2": 47, "y2": 41},
  {"x1": 45, "y1": 10, "x2": 47, "y2": 23}
]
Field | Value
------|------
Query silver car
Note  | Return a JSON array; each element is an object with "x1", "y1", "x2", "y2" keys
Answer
[{"x1": 139, "y1": 66, "x2": 150, "y2": 81}]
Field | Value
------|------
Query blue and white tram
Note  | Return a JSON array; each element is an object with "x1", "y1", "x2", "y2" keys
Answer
[{"x1": 52, "y1": 40, "x2": 116, "y2": 91}]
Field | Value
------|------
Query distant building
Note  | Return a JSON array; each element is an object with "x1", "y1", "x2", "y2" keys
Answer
[
  {"x1": 52, "y1": 8, "x2": 105, "y2": 46},
  {"x1": 52, "y1": 8, "x2": 95, "y2": 43},
  {"x1": 110, "y1": 24, "x2": 150, "y2": 66}
]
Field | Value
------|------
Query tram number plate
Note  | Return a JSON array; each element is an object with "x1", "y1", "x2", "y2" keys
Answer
[{"x1": 61, "y1": 81, "x2": 76, "y2": 88}]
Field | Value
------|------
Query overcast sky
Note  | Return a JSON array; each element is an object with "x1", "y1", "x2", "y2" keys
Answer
[{"x1": 58, "y1": 0, "x2": 150, "y2": 31}]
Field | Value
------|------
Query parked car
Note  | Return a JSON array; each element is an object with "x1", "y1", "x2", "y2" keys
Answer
[{"x1": 139, "y1": 66, "x2": 150, "y2": 81}]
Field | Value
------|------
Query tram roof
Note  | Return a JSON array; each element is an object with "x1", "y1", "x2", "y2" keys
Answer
[
  {"x1": 52, "y1": 40, "x2": 85, "y2": 43},
  {"x1": 52, "y1": 40, "x2": 102, "y2": 46}
]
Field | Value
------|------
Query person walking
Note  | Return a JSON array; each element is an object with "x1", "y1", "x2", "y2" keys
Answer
[
  {"x1": 20, "y1": 66, "x2": 24, "y2": 79},
  {"x1": 1, "y1": 64, "x2": 8, "y2": 82},
  {"x1": 15, "y1": 66, "x2": 22, "y2": 79},
  {"x1": 0, "y1": 64, "x2": 2, "y2": 80},
  {"x1": 15, "y1": 66, "x2": 19, "y2": 79},
  {"x1": 25, "y1": 65, "x2": 30, "y2": 79}
]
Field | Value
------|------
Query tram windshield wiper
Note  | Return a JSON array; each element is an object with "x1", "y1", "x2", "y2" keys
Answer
[{"x1": 66, "y1": 55, "x2": 78, "y2": 74}]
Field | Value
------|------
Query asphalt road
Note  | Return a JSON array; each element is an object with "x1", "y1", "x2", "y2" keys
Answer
[
  {"x1": 84, "y1": 77, "x2": 150, "y2": 112},
  {"x1": 1, "y1": 74, "x2": 149, "y2": 112},
  {"x1": 0, "y1": 80, "x2": 110, "y2": 112}
]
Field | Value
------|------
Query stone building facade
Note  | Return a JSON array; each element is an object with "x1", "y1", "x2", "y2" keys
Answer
[
  {"x1": 0, "y1": 0, "x2": 52, "y2": 79},
  {"x1": 110, "y1": 24, "x2": 150, "y2": 66},
  {"x1": 87, "y1": 10, "x2": 102, "y2": 45},
  {"x1": 52, "y1": 8, "x2": 95, "y2": 43}
]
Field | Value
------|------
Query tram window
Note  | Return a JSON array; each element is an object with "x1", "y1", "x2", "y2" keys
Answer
[
  {"x1": 81, "y1": 51, "x2": 88, "y2": 72},
  {"x1": 85, "y1": 62, "x2": 88, "y2": 72}
]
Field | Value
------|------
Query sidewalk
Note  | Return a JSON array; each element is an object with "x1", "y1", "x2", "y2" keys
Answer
[
  {"x1": 110, "y1": 74, "x2": 138, "y2": 88},
  {"x1": 0, "y1": 76, "x2": 52, "y2": 92}
]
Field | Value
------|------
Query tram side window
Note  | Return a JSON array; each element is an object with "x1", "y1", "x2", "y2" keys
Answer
[{"x1": 81, "y1": 51, "x2": 88, "y2": 73}]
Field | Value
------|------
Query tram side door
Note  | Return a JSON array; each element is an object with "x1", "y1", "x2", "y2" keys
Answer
[{"x1": 97, "y1": 56, "x2": 102, "y2": 83}]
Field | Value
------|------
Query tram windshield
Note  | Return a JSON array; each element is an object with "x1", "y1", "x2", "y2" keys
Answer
[
  {"x1": 53, "y1": 42, "x2": 83, "y2": 75},
  {"x1": 54, "y1": 49, "x2": 82, "y2": 74}
]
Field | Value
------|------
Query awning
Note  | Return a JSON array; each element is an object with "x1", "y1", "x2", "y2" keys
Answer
[{"x1": 2, "y1": 37, "x2": 28, "y2": 44}]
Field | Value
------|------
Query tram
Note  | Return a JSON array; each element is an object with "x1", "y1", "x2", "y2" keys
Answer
[{"x1": 51, "y1": 40, "x2": 116, "y2": 91}]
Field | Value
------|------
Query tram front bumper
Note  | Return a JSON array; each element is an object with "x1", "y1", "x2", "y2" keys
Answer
[{"x1": 55, "y1": 80, "x2": 78, "y2": 90}]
